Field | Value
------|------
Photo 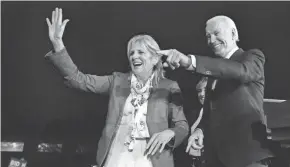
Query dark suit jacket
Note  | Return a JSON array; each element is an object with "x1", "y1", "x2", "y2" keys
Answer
[
  {"x1": 196, "y1": 48, "x2": 273, "y2": 167},
  {"x1": 45, "y1": 49, "x2": 189, "y2": 167}
]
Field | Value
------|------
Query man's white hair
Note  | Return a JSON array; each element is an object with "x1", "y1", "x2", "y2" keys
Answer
[{"x1": 206, "y1": 15, "x2": 240, "y2": 42}]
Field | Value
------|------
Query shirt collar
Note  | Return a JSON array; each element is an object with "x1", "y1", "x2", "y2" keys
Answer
[{"x1": 225, "y1": 46, "x2": 239, "y2": 59}]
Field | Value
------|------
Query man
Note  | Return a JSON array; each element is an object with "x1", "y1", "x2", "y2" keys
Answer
[{"x1": 157, "y1": 15, "x2": 273, "y2": 167}]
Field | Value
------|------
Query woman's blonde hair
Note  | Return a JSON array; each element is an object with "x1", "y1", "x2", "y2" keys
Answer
[{"x1": 127, "y1": 34, "x2": 165, "y2": 86}]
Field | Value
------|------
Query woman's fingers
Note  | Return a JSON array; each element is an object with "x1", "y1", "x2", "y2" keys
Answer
[
  {"x1": 186, "y1": 138, "x2": 194, "y2": 152},
  {"x1": 146, "y1": 134, "x2": 158, "y2": 149},
  {"x1": 192, "y1": 143, "x2": 202, "y2": 150},
  {"x1": 61, "y1": 19, "x2": 70, "y2": 30},
  {"x1": 151, "y1": 140, "x2": 161, "y2": 155},
  {"x1": 46, "y1": 18, "x2": 51, "y2": 27},
  {"x1": 192, "y1": 140, "x2": 203, "y2": 150},
  {"x1": 198, "y1": 135, "x2": 204, "y2": 147},
  {"x1": 147, "y1": 137, "x2": 159, "y2": 155},
  {"x1": 147, "y1": 130, "x2": 175, "y2": 155},
  {"x1": 51, "y1": 7, "x2": 63, "y2": 26},
  {"x1": 55, "y1": 8, "x2": 59, "y2": 25},
  {"x1": 159, "y1": 142, "x2": 167, "y2": 153},
  {"x1": 52, "y1": 10, "x2": 55, "y2": 25},
  {"x1": 58, "y1": 8, "x2": 62, "y2": 25}
]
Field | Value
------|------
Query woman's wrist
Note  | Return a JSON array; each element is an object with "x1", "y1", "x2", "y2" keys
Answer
[{"x1": 52, "y1": 39, "x2": 65, "y2": 52}]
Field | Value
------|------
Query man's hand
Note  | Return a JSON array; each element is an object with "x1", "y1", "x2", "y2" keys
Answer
[
  {"x1": 146, "y1": 129, "x2": 175, "y2": 156},
  {"x1": 186, "y1": 128, "x2": 204, "y2": 153},
  {"x1": 157, "y1": 49, "x2": 192, "y2": 70}
]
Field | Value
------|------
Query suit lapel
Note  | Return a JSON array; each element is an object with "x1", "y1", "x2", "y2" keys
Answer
[
  {"x1": 146, "y1": 77, "x2": 160, "y2": 123},
  {"x1": 214, "y1": 48, "x2": 244, "y2": 91},
  {"x1": 118, "y1": 73, "x2": 131, "y2": 117},
  {"x1": 229, "y1": 48, "x2": 244, "y2": 61}
]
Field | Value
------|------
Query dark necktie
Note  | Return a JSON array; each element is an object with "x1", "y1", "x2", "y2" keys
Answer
[{"x1": 202, "y1": 77, "x2": 215, "y2": 122}]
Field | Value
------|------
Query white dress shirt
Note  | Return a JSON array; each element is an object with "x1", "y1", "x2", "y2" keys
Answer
[{"x1": 188, "y1": 46, "x2": 239, "y2": 90}]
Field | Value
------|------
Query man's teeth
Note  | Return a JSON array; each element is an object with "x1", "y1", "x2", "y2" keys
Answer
[{"x1": 213, "y1": 44, "x2": 221, "y2": 48}]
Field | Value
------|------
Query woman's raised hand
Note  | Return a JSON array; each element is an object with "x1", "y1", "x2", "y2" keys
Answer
[{"x1": 46, "y1": 8, "x2": 69, "y2": 52}]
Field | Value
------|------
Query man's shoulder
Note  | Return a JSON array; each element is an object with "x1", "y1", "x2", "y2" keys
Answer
[
  {"x1": 236, "y1": 48, "x2": 265, "y2": 62},
  {"x1": 160, "y1": 77, "x2": 178, "y2": 87},
  {"x1": 244, "y1": 48, "x2": 264, "y2": 56}
]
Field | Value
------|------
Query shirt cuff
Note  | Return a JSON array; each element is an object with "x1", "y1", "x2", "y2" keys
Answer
[{"x1": 186, "y1": 54, "x2": 196, "y2": 71}]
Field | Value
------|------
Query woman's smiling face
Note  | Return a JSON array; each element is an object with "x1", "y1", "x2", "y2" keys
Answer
[{"x1": 128, "y1": 42, "x2": 158, "y2": 78}]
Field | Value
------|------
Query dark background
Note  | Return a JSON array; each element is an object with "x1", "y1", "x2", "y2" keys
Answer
[{"x1": 2, "y1": 1, "x2": 290, "y2": 166}]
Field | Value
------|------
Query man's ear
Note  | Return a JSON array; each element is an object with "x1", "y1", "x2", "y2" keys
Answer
[{"x1": 232, "y1": 28, "x2": 237, "y2": 41}]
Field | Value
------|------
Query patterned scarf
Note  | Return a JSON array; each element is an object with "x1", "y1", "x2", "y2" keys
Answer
[{"x1": 124, "y1": 73, "x2": 154, "y2": 151}]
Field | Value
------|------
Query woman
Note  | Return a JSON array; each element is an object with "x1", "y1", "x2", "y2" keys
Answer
[
  {"x1": 45, "y1": 8, "x2": 189, "y2": 167},
  {"x1": 186, "y1": 77, "x2": 208, "y2": 167},
  {"x1": 191, "y1": 77, "x2": 207, "y2": 132}
]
